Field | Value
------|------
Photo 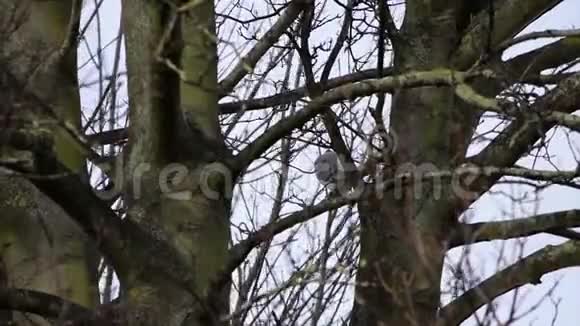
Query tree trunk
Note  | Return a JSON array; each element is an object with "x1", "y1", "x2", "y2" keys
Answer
[
  {"x1": 0, "y1": 1, "x2": 98, "y2": 324},
  {"x1": 351, "y1": 3, "x2": 476, "y2": 325},
  {"x1": 120, "y1": 0, "x2": 231, "y2": 324}
]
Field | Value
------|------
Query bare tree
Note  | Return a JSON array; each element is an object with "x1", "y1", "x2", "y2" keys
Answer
[{"x1": 0, "y1": 0, "x2": 579, "y2": 325}]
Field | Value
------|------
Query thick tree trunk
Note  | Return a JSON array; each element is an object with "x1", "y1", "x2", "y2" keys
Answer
[
  {"x1": 120, "y1": 0, "x2": 231, "y2": 324},
  {"x1": 351, "y1": 3, "x2": 476, "y2": 325},
  {"x1": 0, "y1": 1, "x2": 98, "y2": 325}
]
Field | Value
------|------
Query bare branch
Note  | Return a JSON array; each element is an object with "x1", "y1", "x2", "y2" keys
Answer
[
  {"x1": 463, "y1": 72, "x2": 580, "y2": 204},
  {"x1": 0, "y1": 287, "x2": 99, "y2": 324},
  {"x1": 497, "y1": 28, "x2": 580, "y2": 52},
  {"x1": 448, "y1": 63, "x2": 580, "y2": 232},
  {"x1": 27, "y1": 171, "x2": 126, "y2": 269},
  {"x1": 502, "y1": 36, "x2": 580, "y2": 78},
  {"x1": 319, "y1": 0, "x2": 355, "y2": 82},
  {"x1": 455, "y1": 81, "x2": 580, "y2": 133},
  {"x1": 234, "y1": 69, "x2": 487, "y2": 173},
  {"x1": 220, "y1": 68, "x2": 389, "y2": 114},
  {"x1": 87, "y1": 67, "x2": 394, "y2": 147},
  {"x1": 438, "y1": 240, "x2": 580, "y2": 326},
  {"x1": 450, "y1": 210, "x2": 580, "y2": 247},
  {"x1": 453, "y1": 0, "x2": 564, "y2": 68},
  {"x1": 218, "y1": 0, "x2": 307, "y2": 96},
  {"x1": 213, "y1": 194, "x2": 356, "y2": 293}
]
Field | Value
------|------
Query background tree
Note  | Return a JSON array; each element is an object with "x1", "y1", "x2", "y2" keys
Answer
[{"x1": 0, "y1": 0, "x2": 579, "y2": 325}]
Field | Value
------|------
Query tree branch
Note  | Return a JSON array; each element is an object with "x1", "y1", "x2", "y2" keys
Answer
[
  {"x1": 87, "y1": 68, "x2": 393, "y2": 146},
  {"x1": 453, "y1": 0, "x2": 564, "y2": 69},
  {"x1": 474, "y1": 71, "x2": 580, "y2": 157},
  {"x1": 319, "y1": 0, "x2": 355, "y2": 82},
  {"x1": 218, "y1": 0, "x2": 307, "y2": 96},
  {"x1": 455, "y1": 81, "x2": 580, "y2": 133},
  {"x1": 216, "y1": 162, "x2": 580, "y2": 294},
  {"x1": 461, "y1": 72, "x2": 580, "y2": 210},
  {"x1": 296, "y1": 0, "x2": 359, "y2": 187},
  {"x1": 213, "y1": 194, "x2": 356, "y2": 293},
  {"x1": 500, "y1": 36, "x2": 580, "y2": 81},
  {"x1": 234, "y1": 69, "x2": 486, "y2": 173},
  {"x1": 86, "y1": 128, "x2": 128, "y2": 146},
  {"x1": 438, "y1": 240, "x2": 580, "y2": 326},
  {"x1": 450, "y1": 210, "x2": 580, "y2": 247},
  {"x1": 27, "y1": 172, "x2": 127, "y2": 271},
  {"x1": 0, "y1": 287, "x2": 102, "y2": 324},
  {"x1": 497, "y1": 28, "x2": 580, "y2": 52},
  {"x1": 219, "y1": 68, "x2": 389, "y2": 114}
]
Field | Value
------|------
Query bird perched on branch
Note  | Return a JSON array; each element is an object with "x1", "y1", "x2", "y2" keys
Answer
[{"x1": 314, "y1": 149, "x2": 341, "y2": 187}]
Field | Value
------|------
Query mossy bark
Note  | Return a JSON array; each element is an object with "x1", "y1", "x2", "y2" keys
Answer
[
  {"x1": 351, "y1": 3, "x2": 477, "y2": 325},
  {"x1": 121, "y1": 1, "x2": 230, "y2": 325},
  {"x1": 0, "y1": 1, "x2": 98, "y2": 324}
]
